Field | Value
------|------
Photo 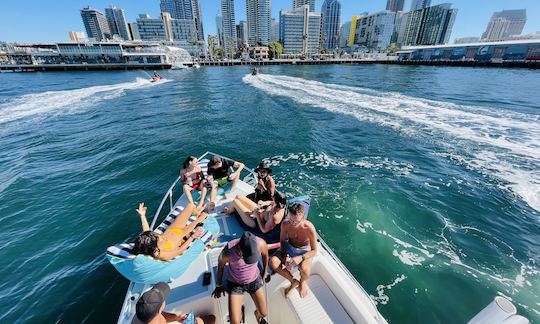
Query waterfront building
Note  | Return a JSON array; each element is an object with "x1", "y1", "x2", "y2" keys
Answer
[
  {"x1": 137, "y1": 14, "x2": 167, "y2": 41},
  {"x1": 354, "y1": 11, "x2": 396, "y2": 49},
  {"x1": 481, "y1": 9, "x2": 527, "y2": 41},
  {"x1": 170, "y1": 17, "x2": 198, "y2": 43},
  {"x1": 397, "y1": 3, "x2": 457, "y2": 46},
  {"x1": 398, "y1": 39, "x2": 540, "y2": 63},
  {"x1": 128, "y1": 23, "x2": 141, "y2": 40},
  {"x1": 159, "y1": 0, "x2": 205, "y2": 41},
  {"x1": 280, "y1": 5, "x2": 321, "y2": 55},
  {"x1": 246, "y1": 0, "x2": 271, "y2": 46},
  {"x1": 410, "y1": 0, "x2": 431, "y2": 11},
  {"x1": 221, "y1": 0, "x2": 238, "y2": 56},
  {"x1": 68, "y1": 32, "x2": 87, "y2": 42},
  {"x1": 339, "y1": 21, "x2": 351, "y2": 48},
  {"x1": 348, "y1": 15, "x2": 364, "y2": 46},
  {"x1": 454, "y1": 36, "x2": 480, "y2": 44},
  {"x1": 105, "y1": 6, "x2": 131, "y2": 40},
  {"x1": 80, "y1": 7, "x2": 111, "y2": 41},
  {"x1": 321, "y1": 0, "x2": 341, "y2": 51},
  {"x1": 237, "y1": 20, "x2": 248, "y2": 46},
  {"x1": 386, "y1": 0, "x2": 404, "y2": 12},
  {"x1": 270, "y1": 18, "x2": 280, "y2": 42},
  {"x1": 208, "y1": 35, "x2": 221, "y2": 57},
  {"x1": 293, "y1": 0, "x2": 315, "y2": 13}
]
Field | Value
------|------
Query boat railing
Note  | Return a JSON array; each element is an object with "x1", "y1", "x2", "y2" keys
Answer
[
  {"x1": 149, "y1": 151, "x2": 258, "y2": 229},
  {"x1": 318, "y1": 236, "x2": 383, "y2": 322}
]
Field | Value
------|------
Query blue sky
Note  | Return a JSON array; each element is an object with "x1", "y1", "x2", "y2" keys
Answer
[{"x1": 0, "y1": 0, "x2": 538, "y2": 43}]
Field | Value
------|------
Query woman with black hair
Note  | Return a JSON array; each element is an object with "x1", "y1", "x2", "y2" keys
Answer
[
  {"x1": 132, "y1": 202, "x2": 207, "y2": 261},
  {"x1": 180, "y1": 156, "x2": 208, "y2": 214}
]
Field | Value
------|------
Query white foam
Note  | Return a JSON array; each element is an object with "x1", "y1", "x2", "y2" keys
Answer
[
  {"x1": 370, "y1": 274, "x2": 407, "y2": 305},
  {"x1": 393, "y1": 250, "x2": 426, "y2": 266},
  {"x1": 245, "y1": 74, "x2": 540, "y2": 212},
  {"x1": 0, "y1": 77, "x2": 169, "y2": 125}
]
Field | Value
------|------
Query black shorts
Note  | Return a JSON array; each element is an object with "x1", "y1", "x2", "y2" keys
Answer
[{"x1": 227, "y1": 276, "x2": 264, "y2": 295}]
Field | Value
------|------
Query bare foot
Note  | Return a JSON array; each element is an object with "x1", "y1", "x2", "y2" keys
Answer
[
  {"x1": 194, "y1": 204, "x2": 206, "y2": 216},
  {"x1": 299, "y1": 280, "x2": 309, "y2": 298},
  {"x1": 223, "y1": 205, "x2": 235, "y2": 214},
  {"x1": 284, "y1": 279, "x2": 299, "y2": 297},
  {"x1": 254, "y1": 310, "x2": 267, "y2": 324},
  {"x1": 224, "y1": 192, "x2": 233, "y2": 199}
]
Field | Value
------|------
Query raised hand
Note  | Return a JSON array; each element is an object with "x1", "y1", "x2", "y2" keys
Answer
[{"x1": 136, "y1": 202, "x2": 147, "y2": 217}]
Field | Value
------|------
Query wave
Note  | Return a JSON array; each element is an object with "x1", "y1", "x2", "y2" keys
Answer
[
  {"x1": 244, "y1": 74, "x2": 540, "y2": 212},
  {"x1": 0, "y1": 77, "x2": 170, "y2": 125}
]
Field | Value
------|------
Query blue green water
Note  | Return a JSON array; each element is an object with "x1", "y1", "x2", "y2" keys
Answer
[{"x1": 0, "y1": 65, "x2": 539, "y2": 323}]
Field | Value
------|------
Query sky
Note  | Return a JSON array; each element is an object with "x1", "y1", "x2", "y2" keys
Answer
[{"x1": 0, "y1": 0, "x2": 539, "y2": 43}]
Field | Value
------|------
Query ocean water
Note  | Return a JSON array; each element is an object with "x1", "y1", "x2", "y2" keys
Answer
[{"x1": 0, "y1": 65, "x2": 538, "y2": 323}]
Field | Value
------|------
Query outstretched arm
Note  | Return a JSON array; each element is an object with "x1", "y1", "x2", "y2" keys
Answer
[{"x1": 136, "y1": 202, "x2": 150, "y2": 232}]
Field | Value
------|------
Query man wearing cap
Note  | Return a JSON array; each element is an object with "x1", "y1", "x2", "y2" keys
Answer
[
  {"x1": 212, "y1": 232, "x2": 270, "y2": 324},
  {"x1": 133, "y1": 282, "x2": 215, "y2": 324},
  {"x1": 206, "y1": 156, "x2": 245, "y2": 208}
]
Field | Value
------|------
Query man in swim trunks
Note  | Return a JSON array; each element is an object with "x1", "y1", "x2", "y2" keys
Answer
[
  {"x1": 270, "y1": 203, "x2": 318, "y2": 298},
  {"x1": 212, "y1": 232, "x2": 270, "y2": 324},
  {"x1": 206, "y1": 156, "x2": 244, "y2": 207},
  {"x1": 132, "y1": 282, "x2": 215, "y2": 324}
]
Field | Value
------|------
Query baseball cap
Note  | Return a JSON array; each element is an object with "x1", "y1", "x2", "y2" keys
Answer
[
  {"x1": 135, "y1": 282, "x2": 170, "y2": 322},
  {"x1": 239, "y1": 231, "x2": 259, "y2": 264}
]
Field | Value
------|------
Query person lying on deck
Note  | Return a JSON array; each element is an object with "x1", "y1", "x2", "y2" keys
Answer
[
  {"x1": 180, "y1": 156, "x2": 208, "y2": 214},
  {"x1": 132, "y1": 202, "x2": 207, "y2": 261},
  {"x1": 206, "y1": 156, "x2": 244, "y2": 209},
  {"x1": 270, "y1": 203, "x2": 318, "y2": 298},
  {"x1": 225, "y1": 192, "x2": 286, "y2": 233}
]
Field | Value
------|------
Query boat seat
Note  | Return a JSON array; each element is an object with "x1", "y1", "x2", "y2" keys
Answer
[{"x1": 286, "y1": 274, "x2": 354, "y2": 324}]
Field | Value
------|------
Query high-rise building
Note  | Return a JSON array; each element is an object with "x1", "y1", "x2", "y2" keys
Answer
[
  {"x1": 386, "y1": 0, "x2": 404, "y2": 12},
  {"x1": 237, "y1": 20, "x2": 248, "y2": 46},
  {"x1": 136, "y1": 13, "x2": 196, "y2": 43},
  {"x1": 354, "y1": 11, "x2": 396, "y2": 49},
  {"x1": 270, "y1": 18, "x2": 280, "y2": 42},
  {"x1": 280, "y1": 5, "x2": 321, "y2": 54},
  {"x1": 246, "y1": 0, "x2": 271, "y2": 46},
  {"x1": 293, "y1": 0, "x2": 316, "y2": 13},
  {"x1": 398, "y1": 3, "x2": 457, "y2": 46},
  {"x1": 80, "y1": 7, "x2": 111, "y2": 41},
  {"x1": 105, "y1": 5, "x2": 131, "y2": 40},
  {"x1": 321, "y1": 0, "x2": 341, "y2": 50},
  {"x1": 481, "y1": 9, "x2": 527, "y2": 40},
  {"x1": 216, "y1": 15, "x2": 223, "y2": 46},
  {"x1": 68, "y1": 31, "x2": 87, "y2": 42},
  {"x1": 410, "y1": 0, "x2": 431, "y2": 11},
  {"x1": 128, "y1": 23, "x2": 141, "y2": 40},
  {"x1": 159, "y1": 0, "x2": 205, "y2": 41},
  {"x1": 339, "y1": 21, "x2": 351, "y2": 48},
  {"x1": 454, "y1": 36, "x2": 480, "y2": 44},
  {"x1": 348, "y1": 15, "x2": 363, "y2": 46},
  {"x1": 221, "y1": 0, "x2": 238, "y2": 56}
]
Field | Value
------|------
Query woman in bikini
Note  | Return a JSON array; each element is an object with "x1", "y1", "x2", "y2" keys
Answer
[
  {"x1": 247, "y1": 162, "x2": 275, "y2": 204},
  {"x1": 225, "y1": 191, "x2": 287, "y2": 233},
  {"x1": 132, "y1": 202, "x2": 207, "y2": 261},
  {"x1": 180, "y1": 156, "x2": 208, "y2": 213}
]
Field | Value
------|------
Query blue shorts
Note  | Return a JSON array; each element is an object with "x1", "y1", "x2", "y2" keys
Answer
[{"x1": 277, "y1": 242, "x2": 311, "y2": 258}]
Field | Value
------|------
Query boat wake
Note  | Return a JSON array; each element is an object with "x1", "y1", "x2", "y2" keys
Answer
[
  {"x1": 0, "y1": 77, "x2": 169, "y2": 125},
  {"x1": 244, "y1": 74, "x2": 540, "y2": 213}
]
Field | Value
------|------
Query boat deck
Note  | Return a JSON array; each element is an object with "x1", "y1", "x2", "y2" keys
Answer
[{"x1": 118, "y1": 179, "x2": 385, "y2": 324}]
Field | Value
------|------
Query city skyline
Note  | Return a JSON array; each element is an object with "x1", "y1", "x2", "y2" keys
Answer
[{"x1": 1, "y1": 0, "x2": 540, "y2": 44}]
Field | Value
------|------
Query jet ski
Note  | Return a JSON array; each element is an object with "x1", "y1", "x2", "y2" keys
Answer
[
  {"x1": 251, "y1": 67, "x2": 259, "y2": 76},
  {"x1": 150, "y1": 76, "x2": 164, "y2": 83}
]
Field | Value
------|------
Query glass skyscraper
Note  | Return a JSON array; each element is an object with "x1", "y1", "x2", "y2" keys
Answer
[
  {"x1": 386, "y1": 0, "x2": 404, "y2": 12},
  {"x1": 481, "y1": 9, "x2": 527, "y2": 40},
  {"x1": 398, "y1": 3, "x2": 457, "y2": 46},
  {"x1": 159, "y1": 0, "x2": 205, "y2": 41},
  {"x1": 280, "y1": 5, "x2": 321, "y2": 54},
  {"x1": 293, "y1": 0, "x2": 316, "y2": 13},
  {"x1": 410, "y1": 0, "x2": 431, "y2": 11},
  {"x1": 246, "y1": 0, "x2": 271, "y2": 46},
  {"x1": 105, "y1": 6, "x2": 131, "y2": 40},
  {"x1": 221, "y1": 0, "x2": 238, "y2": 56},
  {"x1": 321, "y1": 0, "x2": 341, "y2": 50},
  {"x1": 80, "y1": 7, "x2": 111, "y2": 41}
]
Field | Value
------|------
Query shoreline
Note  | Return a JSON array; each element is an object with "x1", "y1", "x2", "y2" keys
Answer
[{"x1": 1, "y1": 59, "x2": 539, "y2": 72}]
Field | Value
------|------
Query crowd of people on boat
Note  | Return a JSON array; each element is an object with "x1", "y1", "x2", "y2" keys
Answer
[{"x1": 131, "y1": 155, "x2": 318, "y2": 324}]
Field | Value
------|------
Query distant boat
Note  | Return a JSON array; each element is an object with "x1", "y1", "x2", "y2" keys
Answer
[{"x1": 193, "y1": 63, "x2": 201, "y2": 69}]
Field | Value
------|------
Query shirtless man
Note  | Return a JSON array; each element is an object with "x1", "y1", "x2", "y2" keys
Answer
[{"x1": 269, "y1": 203, "x2": 318, "y2": 298}]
